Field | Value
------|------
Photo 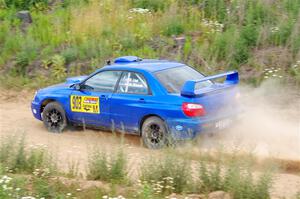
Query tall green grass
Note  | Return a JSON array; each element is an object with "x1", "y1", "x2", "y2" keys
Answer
[
  {"x1": 138, "y1": 152, "x2": 273, "y2": 198},
  {"x1": 139, "y1": 154, "x2": 192, "y2": 194},
  {"x1": 0, "y1": 135, "x2": 55, "y2": 174},
  {"x1": 0, "y1": 135, "x2": 276, "y2": 199},
  {"x1": 1, "y1": 0, "x2": 300, "y2": 87},
  {"x1": 87, "y1": 148, "x2": 127, "y2": 183},
  {"x1": 197, "y1": 158, "x2": 273, "y2": 199}
]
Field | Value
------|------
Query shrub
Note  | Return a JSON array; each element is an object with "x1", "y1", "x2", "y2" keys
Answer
[
  {"x1": 61, "y1": 47, "x2": 78, "y2": 64},
  {"x1": 283, "y1": 0, "x2": 300, "y2": 18},
  {"x1": 32, "y1": 177, "x2": 55, "y2": 198},
  {"x1": 200, "y1": 0, "x2": 227, "y2": 23},
  {"x1": 0, "y1": 135, "x2": 55, "y2": 174},
  {"x1": 240, "y1": 24, "x2": 259, "y2": 47},
  {"x1": 87, "y1": 149, "x2": 127, "y2": 183},
  {"x1": 232, "y1": 38, "x2": 250, "y2": 65},
  {"x1": 197, "y1": 158, "x2": 273, "y2": 199},
  {"x1": 87, "y1": 151, "x2": 109, "y2": 181},
  {"x1": 14, "y1": 52, "x2": 29, "y2": 76},
  {"x1": 139, "y1": 154, "x2": 191, "y2": 193},
  {"x1": 3, "y1": 0, "x2": 48, "y2": 10},
  {"x1": 163, "y1": 18, "x2": 184, "y2": 36},
  {"x1": 45, "y1": 54, "x2": 66, "y2": 80},
  {"x1": 198, "y1": 159, "x2": 222, "y2": 192},
  {"x1": 110, "y1": 150, "x2": 127, "y2": 182},
  {"x1": 0, "y1": 136, "x2": 16, "y2": 167},
  {"x1": 209, "y1": 27, "x2": 236, "y2": 62},
  {"x1": 244, "y1": 0, "x2": 273, "y2": 25}
]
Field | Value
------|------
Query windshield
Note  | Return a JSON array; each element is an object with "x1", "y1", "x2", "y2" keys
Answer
[{"x1": 155, "y1": 66, "x2": 213, "y2": 93}]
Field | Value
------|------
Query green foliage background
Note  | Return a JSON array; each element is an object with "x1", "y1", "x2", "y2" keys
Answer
[{"x1": 0, "y1": 0, "x2": 299, "y2": 88}]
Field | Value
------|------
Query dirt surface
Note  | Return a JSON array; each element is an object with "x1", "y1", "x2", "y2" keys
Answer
[{"x1": 0, "y1": 85, "x2": 299, "y2": 198}]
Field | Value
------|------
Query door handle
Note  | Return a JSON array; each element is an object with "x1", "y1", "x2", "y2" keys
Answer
[
  {"x1": 101, "y1": 95, "x2": 108, "y2": 100},
  {"x1": 139, "y1": 98, "x2": 146, "y2": 103}
]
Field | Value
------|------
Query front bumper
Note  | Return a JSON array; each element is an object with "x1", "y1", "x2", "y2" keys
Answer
[
  {"x1": 166, "y1": 113, "x2": 240, "y2": 140},
  {"x1": 31, "y1": 101, "x2": 42, "y2": 120}
]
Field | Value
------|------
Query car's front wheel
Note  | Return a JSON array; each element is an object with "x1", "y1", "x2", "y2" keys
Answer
[
  {"x1": 141, "y1": 116, "x2": 168, "y2": 149},
  {"x1": 42, "y1": 102, "x2": 67, "y2": 133}
]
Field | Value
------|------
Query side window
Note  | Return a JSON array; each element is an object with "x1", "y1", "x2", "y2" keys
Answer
[
  {"x1": 82, "y1": 71, "x2": 121, "y2": 92},
  {"x1": 117, "y1": 72, "x2": 149, "y2": 95}
]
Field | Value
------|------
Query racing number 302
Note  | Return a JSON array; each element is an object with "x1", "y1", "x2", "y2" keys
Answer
[
  {"x1": 72, "y1": 95, "x2": 82, "y2": 110},
  {"x1": 71, "y1": 95, "x2": 100, "y2": 113}
]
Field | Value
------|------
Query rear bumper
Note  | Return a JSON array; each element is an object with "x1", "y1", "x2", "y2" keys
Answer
[
  {"x1": 31, "y1": 101, "x2": 42, "y2": 120},
  {"x1": 166, "y1": 113, "x2": 240, "y2": 140}
]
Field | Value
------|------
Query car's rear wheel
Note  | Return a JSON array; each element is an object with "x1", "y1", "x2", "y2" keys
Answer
[
  {"x1": 42, "y1": 102, "x2": 67, "y2": 133},
  {"x1": 141, "y1": 116, "x2": 168, "y2": 149}
]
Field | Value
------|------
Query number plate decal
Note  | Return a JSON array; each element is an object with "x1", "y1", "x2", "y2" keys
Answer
[{"x1": 71, "y1": 95, "x2": 100, "y2": 114}]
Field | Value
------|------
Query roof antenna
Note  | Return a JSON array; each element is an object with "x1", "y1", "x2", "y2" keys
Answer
[{"x1": 106, "y1": 60, "x2": 111, "y2": 65}]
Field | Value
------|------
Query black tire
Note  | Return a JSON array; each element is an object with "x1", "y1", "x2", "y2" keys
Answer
[
  {"x1": 141, "y1": 116, "x2": 168, "y2": 149},
  {"x1": 42, "y1": 102, "x2": 67, "y2": 133}
]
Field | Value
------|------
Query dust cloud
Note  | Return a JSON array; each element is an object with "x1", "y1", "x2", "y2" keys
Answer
[{"x1": 195, "y1": 79, "x2": 300, "y2": 160}]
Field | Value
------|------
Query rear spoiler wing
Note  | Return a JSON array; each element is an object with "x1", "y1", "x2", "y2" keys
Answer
[{"x1": 181, "y1": 71, "x2": 239, "y2": 97}]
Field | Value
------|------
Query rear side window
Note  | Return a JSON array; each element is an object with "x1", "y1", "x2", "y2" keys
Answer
[
  {"x1": 116, "y1": 72, "x2": 149, "y2": 95},
  {"x1": 155, "y1": 66, "x2": 213, "y2": 93},
  {"x1": 82, "y1": 71, "x2": 122, "y2": 92}
]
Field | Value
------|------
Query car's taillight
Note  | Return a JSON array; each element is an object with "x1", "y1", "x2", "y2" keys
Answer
[{"x1": 182, "y1": 103, "x2": 206, "y2": 117}]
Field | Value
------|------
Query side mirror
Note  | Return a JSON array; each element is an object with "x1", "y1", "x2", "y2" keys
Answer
[{"x1": 74, "y1": 84, "x2": 81, "y2": 90}]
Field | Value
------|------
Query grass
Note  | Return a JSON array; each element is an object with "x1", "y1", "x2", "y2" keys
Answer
[
  {"x1": 87, "y1": 148, "x2": 127, "y2": 184},
  {"x1": 0, "y1": 135, "x2": 56, "y2": 174},
  {"x1": 0, "y1": 0, "x2": 300, "y2": 89},
  {"x1": 139, "y1": 153, "x2": 192, "y2": 194},
  {"x1": 0, "y1": 134, "x2": 279, "y2": 198},
  {"x1": 197, "y1": 157, "x2": 273, "y2": 199}
]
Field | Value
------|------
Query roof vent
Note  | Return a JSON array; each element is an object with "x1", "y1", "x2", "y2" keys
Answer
[{"x1": 114, "y1": 56, "x2": 142, "y2": 64}]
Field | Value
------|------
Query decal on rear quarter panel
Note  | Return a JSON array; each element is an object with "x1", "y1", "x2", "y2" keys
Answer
[{"x1": 70, "y1": 95, "x2": 100, "y2": 114}]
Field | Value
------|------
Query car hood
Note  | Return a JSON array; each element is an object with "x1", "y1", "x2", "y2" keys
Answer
[{"x1": 38, "y1": 76, "x2": 88, "y2": 94}]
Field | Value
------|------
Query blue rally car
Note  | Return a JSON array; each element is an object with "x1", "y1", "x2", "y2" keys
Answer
[{"x1": 31, "y1": 56, "x2": 239, "y2": 149}]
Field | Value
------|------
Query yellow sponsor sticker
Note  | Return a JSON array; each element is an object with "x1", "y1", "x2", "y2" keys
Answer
[{"x1": 70, "y1": 95, "x2": 100, "y2": 114}]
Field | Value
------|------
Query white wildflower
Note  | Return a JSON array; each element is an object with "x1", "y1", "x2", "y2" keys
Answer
[
  {"x1": 129, "y1": 8, "x2": 150, "y2": 14},
  {"x1": 270, "y1": 26, "x2": 279, "y2": 33},
  {"x1": 2, "y1": 184, "x2": 7, "y2": 190},
  {"x1": 226, "y1": 8, "x2": 230, "y2": 14}
]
